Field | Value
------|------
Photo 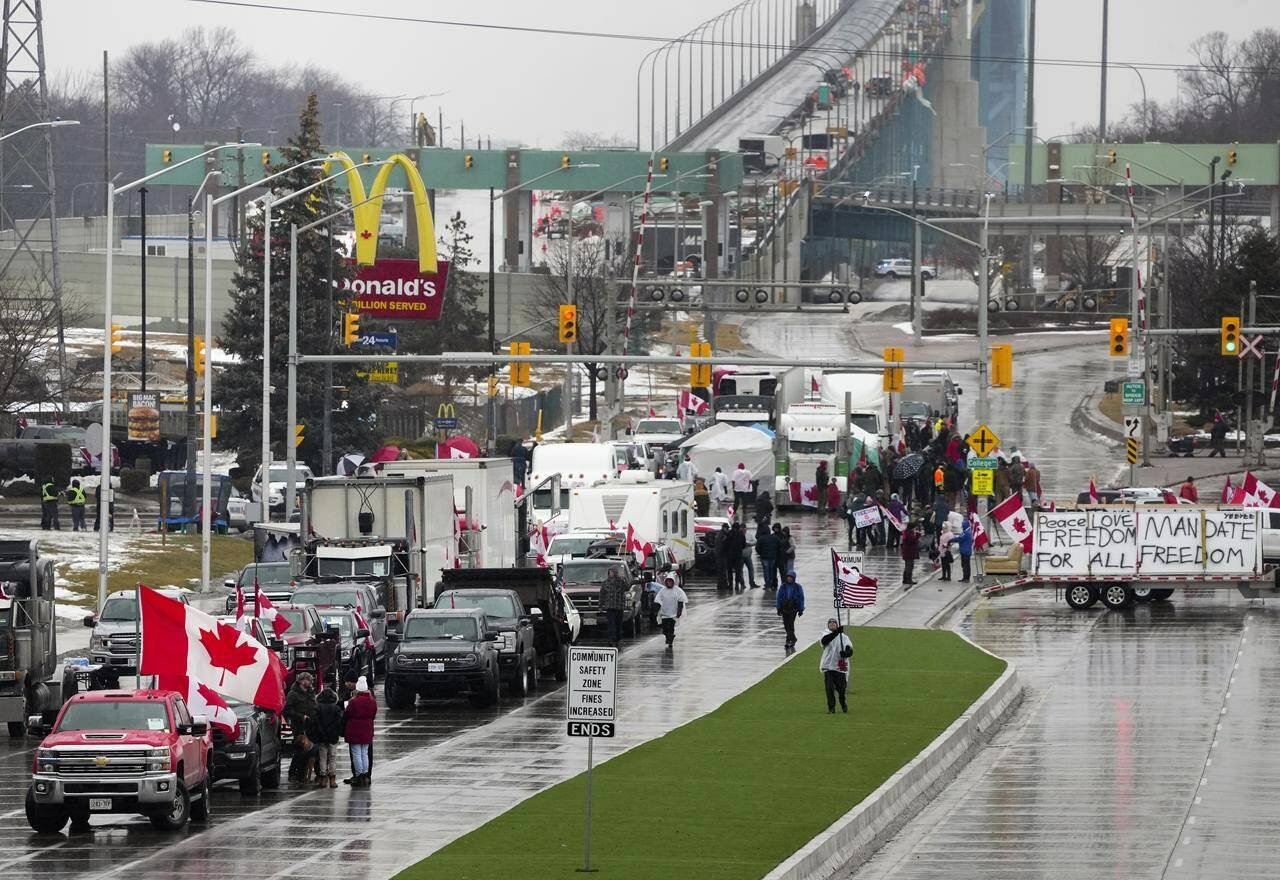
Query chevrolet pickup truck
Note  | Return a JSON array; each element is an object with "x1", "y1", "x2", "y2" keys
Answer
[{"x1": 26, "y1": 689, "x2": 213, "y2": 833}]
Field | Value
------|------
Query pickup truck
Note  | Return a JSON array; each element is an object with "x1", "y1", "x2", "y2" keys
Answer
[
  {"x1": 0, "y1": 424, "x2": 119, "y2": 478},
  {"x1": 86, "y1": 589, "x2": 191, "y2": 675},
  {"x1": 26, "y1": 689, "x2": 213, "y2": 832},
  {"x1": 435, "y1": 567, "x2": 576, "y2": 695},
  {"x1": 558, "y1": 557, "x2": 643, "y2": 636},
  {"x1": 383, "y1": 608, "x2": 501, "y2": 710}
]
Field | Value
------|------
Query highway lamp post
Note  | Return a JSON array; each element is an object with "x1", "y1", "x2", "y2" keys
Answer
[
  {"x1": 184, "y1": 170, "x2": 223, "y2": 526},
  {"x1": 96, "y1": 140, "x2": 259, "y2": 610}
]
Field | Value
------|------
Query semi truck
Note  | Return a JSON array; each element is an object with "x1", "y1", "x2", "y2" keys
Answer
[
  {"x1": 981, "y1": 506, "x2": 1277, "y2": 611},
  {"x1": 299, "y1": 474, "x2": 456, "y2": 620},
  {"x1": 0, "y1": 540, "x2": 74, "y2": 736},
  {"x1": 527, "y1": 443, "x2": 616, "y2": 535},
  {"x1": 774, "y1": 402, "x2": 848, "y2": 507},
  {"x1": 819, "y1": 372, "x2": 889, "y2": 440}
]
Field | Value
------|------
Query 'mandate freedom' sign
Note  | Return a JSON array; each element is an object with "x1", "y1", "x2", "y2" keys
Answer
[{"x1": 342, "y1": 258, "x2": 450, "y2": 320}]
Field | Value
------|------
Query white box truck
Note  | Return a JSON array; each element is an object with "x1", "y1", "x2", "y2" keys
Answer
[
  {"x1": 567, "y1": 471, "x2": 696, "y2": 570},
  {"x1": 819, "y1": 372, "x2": 888, "y2": 440},
  {"x1": 377, "y1": 457, "x2": 518, "y2": 569},
  {"x1": 300, "y1": 474, "x2": 456, "y2": 617}
]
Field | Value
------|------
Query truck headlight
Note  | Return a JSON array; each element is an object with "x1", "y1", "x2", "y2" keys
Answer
[
  {"x1": 90, "y1": 635, "x2": 108, "y2": 651},
  {"x1": 146, "y1": 747, "x2": 171, "y2": 771},
  {"x1": 499, "y1": 632, "x2": 516, "y2": 653}
]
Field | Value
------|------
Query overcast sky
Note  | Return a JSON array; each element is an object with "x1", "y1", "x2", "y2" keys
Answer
[{"x1": 44, "y1": 0, "x2": 1270, "y2": 148}]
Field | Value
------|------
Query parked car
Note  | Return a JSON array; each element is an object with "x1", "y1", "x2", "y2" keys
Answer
[
  {"x1": 288, "y1": 582, "x2": 387, "y2": 666},
  {"x1": 85, "y1": 589, "x2": 190, "y2": 674},
  {"x1": 26, "y1": 689, "x2": 213, "y2": 832},
  {"x1": 873, "y1": 258, "x2": 935, "y2": 280},
  {"x1": 383, "y1": 608, "x2": 501, "y2": 710},
  {"x1": 314, "y1": 607, "x2": 376, "y2": 684},
  {"x1": 223, "y1": 561, "x2": 295, "y2": 612},
  {"x1": 251, "y1": 463, "x2": 314, "y2": 515}
]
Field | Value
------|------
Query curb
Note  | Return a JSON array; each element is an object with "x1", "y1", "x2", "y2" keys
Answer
[
  {"x1": 1073, "y1": 391, "x2": 1123, "y2": 444},
  {"x1": 762, "y1": 653, "x2": 1023, "y2": 880}
]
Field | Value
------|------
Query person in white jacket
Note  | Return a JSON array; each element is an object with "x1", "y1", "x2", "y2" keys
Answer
[
  {"x1": 709, "y1": 467, "x2": 732, "y2": 516},
  {"x1": 820, "y1": 619, "x2": 853, "y2": 714},
  {"x1": 676, "y1": 453, "x2": 698, "y2": 484},
  {"x1": 730, "y1": 462, "x2": 754, "y2": 522}
]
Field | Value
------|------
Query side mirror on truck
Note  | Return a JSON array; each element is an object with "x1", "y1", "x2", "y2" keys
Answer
[{"x1": 82, "y1": 614, "x2": 96, "y2": 628}]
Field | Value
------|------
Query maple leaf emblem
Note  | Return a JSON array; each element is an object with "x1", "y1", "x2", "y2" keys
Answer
[
  {"x1": 198, "y1": 624, "x2": 259, "y2": 685},
  {"x1": 195, "y1": 681, "x2": 228, "y2": 710},
  {"x1": 359, "y1": 229, "x2": 372, "y2": 240},
  {"x1": 804, "y1": 484, "x2": 819, "y2": 502},
  {"x1": 1011, "y1": 516, "x2": 1028, "y2": 534},
  {"x1": 840, "y1": 566, "x2": 854, "y2": 577}
]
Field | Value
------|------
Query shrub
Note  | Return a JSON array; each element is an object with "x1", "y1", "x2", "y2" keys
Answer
[{"x1": 119, "y1": 467, "x2": 150, "y2": 495}]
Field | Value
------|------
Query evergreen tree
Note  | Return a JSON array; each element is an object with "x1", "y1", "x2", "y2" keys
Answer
[{"x1": 218, "y1": 92, "x2": 384, "y2": 472}]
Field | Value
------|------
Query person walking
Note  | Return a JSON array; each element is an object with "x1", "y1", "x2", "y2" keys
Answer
[
  {"x1": 1024, "y1": 461, "x2": 1041, "y2": 506},
  {"x1": 709, "y1": 467, "x2": 732, "y2": 516},
  {"x1": 820, "y1": 618, "x2": 853, "y2": 714},
  {"x1": 775, "y1": 572, "x2": 805, "y2": 650},
  {"x1": 948, "y1": 518, "x2": 975, "y2": 583},
  {"x1": 726, "y1": 522, "x2": 747, "y2": 590},
  {"x1": 815, "y1": 461, "x2": 830, "y2": 512},
  {"x1": 713, "y1": 523, "x2": 732, "y2": 590},
  {"x1": 1209, "y1": 414, "x2": 1228, "y2": 458},
  {"x1": 735, "y1": 522, "x2": 759, "y2": 588},
  {"x1": 781, "y1": 526, "x2": 797, "y2": 575},
  {"x1": 40, "y1": 477, "x2": 60, "y2": 531},
  {"x1": 307, "y1": 686, "x2": 343, "y2": 788},
  {"x1": 754, "y1": 490, "x2": 774, "y2": 526},
  {"x1": 731, "y1": 462, "x2": 754, "y2": 521},
  {"x1": 901, "y1": 522, "x2": 920, "y2": 586},
  {"x1": 284, "y1": 672, "x2": 318, "y2": 783},
  {"x1": 653, "y1": 575, "x2": 687, "y2": 648},
  {"x1": 756, "y1": 522, "x2": 779, "y2": 591},
  {"x1": 66, "y1": 479, "x2": 87, "y2": 532},
  {"x1": 677, "y1": 453, "x2": 698, "y2": 483},
  {"x1": 342, "y1": 675, "x2": 377, "y2": 787},
  {"x1": 599, "y1": 569, "x2": 628, "y2": 647},
  {"x1": 1179, "y1": 476, "x2": 1198, "y2": 503}
]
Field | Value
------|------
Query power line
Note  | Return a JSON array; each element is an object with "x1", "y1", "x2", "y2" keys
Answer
[{"x1": 179, "y1": 0, "x2": 1278, "y2": 77}]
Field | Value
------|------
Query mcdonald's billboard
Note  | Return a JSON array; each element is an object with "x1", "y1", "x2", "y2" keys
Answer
[{"x1": 342, "y1": 258, "x2": 450, "y2": 320}]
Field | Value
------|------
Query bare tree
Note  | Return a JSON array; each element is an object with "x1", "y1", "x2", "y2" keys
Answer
[
  {"x1": 560, "y1": 129, "x2": 632, "y2": 150},
  {"x1": 0, "y1": 277, "x2": 84, "y2": 414}
]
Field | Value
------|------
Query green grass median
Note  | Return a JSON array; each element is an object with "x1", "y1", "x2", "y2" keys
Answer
[{"x1": 395, "y1": 626, "x2": 1005, "y2": 880}]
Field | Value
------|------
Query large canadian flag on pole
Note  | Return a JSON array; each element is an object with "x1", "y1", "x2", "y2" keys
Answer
[
  {"x1": 140, "y1": 586, "x2": 286, "y2": 712},
  {"x1": 991, "y1": 493, "x2": 1033, "y2": 552}
]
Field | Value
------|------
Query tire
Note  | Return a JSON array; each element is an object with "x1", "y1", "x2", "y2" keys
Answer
[
  {"x1": 511, "y1": 660, "x2": 530, "y2": 698},
  {"x1": 260, "y1": 759, "x2": 281, "y2": 790},
  {"x1": 24, "y1": 787, "x2": 67, "y2": 834},
  {"x1": 1100, "y1": 584, "x2": 1134, "y2": 610},
  {"x1": 886, "y1": 271, "x2": 899, "y2": 280},
  {"x1": 149, "y1": 781, "x2": 191, "y2": 831},
  {"x1": 8, "y1": 720, "x2": 24, "y2": 737},
  {"x1": 238, "y1": 755, "x2": 262, "y2": 795},
  {"x1": 191, "y1": 776, "x2": 211, "y2": 822},
  {"x1": 1132, "y1": 586, "x2": 1155, "y2": 602},
  {"x1": 554, "y1": 644, "x2": 569, "y2": 682},
  {"x1": 1064, "y1": 584, "x2": 1097, "y2": 610},
  {"x1": 384, "y1": 675, "x2": 415, "y2": 710},
  {"x1": 527, "y1": 661, "x2": 538, "y2": 693},
  {"x1": 1151, "y1": 588, "x2": 1175, "y2": 601},
  {"x1": 922, "y1": 271, "x2": 934, "y2": 281}
]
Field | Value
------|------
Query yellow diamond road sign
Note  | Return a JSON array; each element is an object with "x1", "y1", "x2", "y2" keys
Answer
[{"x1": 970, "y1": 424, "x2": 1000, "y2": 457}]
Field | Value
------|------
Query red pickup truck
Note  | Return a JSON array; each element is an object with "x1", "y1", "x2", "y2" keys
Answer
[{"x1": 26, "y1": 689, "x2": 213, "y2": 833}]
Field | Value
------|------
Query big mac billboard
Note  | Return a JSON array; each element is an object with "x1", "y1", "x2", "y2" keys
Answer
[{"x1": 326, "y1": 150, "x2": 450, "y2": 320}]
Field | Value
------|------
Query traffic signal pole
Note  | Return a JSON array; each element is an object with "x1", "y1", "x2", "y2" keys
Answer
[{"x1": 565, "y1": 207, "x2": 575, "y2": 438}]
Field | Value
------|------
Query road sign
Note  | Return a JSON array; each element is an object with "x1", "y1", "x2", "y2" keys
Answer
[
  {"x1": 353, "y1": 331, "x2": 397, "y2": 349},
  {"x1": 1239, "y1": 334, "x2": 1264, "y2": 360},
  {"x1": 969, "y1": 456, "x2": 997, "y2": 469},
  {"x1": 567, "y1": 721, "x2": 615, "y2": 738},
  {"x1": 1124, "y1": 415, "x2": 1140, "y2": 465},
  {"x1": 969, "y1": 424, "x2": 1000, "y2": 457},
  {"x1": 971, "y1": 469, "x2": 994, "y2": 495},
  {"x1": 356, "y1": 361, "x2": 398, "y2": 383},
  {"x1": 567, "y1": 646, "x2": 617, "y2": 725},
  {"x1": 1126, "y1": 438, "x2": 1139, "y2": 464},
  {"x1": 1121, "y1": 381, "x2": 1145, "y2": 405},
  {"x1": 434, "y1": 417, "x2": 458, "y2": 429}
]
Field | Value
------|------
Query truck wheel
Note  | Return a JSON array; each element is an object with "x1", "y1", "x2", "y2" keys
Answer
[
  {"x1": 1151, "y1": 588, "x2": 1174, "y2": 601},
  {"x1": 191, "y1": 775, "x2": 212, "y2": 821},
  {"x1": 260, "y1": 759, "x2": 281, "y2": 790},
  {"x1": 8, "y1": 721, "x2": 24, "y2": 737},
  {"x1": 239, "y1": 754, "x2": 262, "y2": 795},
  {"x1": 1064, "y1": 585, "x2": 1097, "y2": 610},
  {"x1": 384, "y1": 675, "x2": 415, "y2": 710},
  {"x1": 527, "y1": 661, "x2": 539, "y2": 693},
  {"x1": 512, "y1": 660, "x2": 530, "y2": 698},
  {"x1": 150, "y1": 782, "x2": 191, "y2": 830},
  {"x1": 554, "y1": 645, "x2": 569, "y2": 682},
  {"x1": 24, "y1": 787, "x2": 67, "y2": 834},
  {"x1": 1132, "y1": 587, "x2": 1154, "y2": 602},
  {"x1": 1100, "y1": 584, "x2": 1134, "y2": 610}
]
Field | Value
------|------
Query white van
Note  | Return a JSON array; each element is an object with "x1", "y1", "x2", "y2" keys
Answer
[{"x1": 567, "y1": 471, "x2": 696, "y2": 570}]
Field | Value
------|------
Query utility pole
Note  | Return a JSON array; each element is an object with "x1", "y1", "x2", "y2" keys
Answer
[
  {"x1": 1022, "y1": 0, "x2": 1037, "y2": 289},
  {"x1": 185, "y1": 196, "x2": 197, "y2": 523},
  {"x1": 322, "y1": 223, "x2": 334, "y2": 475},
  {"x1": 140, "y1": 186, "x2": 148, "y2": 394},
  {"x1": 564, "y1": 201, "x2": 575, "y2": 438},
  {"x1": 977, "y1": 196, "x2": 992, "y2": 426},
  {"x1": 1098, "y1": 0, "x2": 1109, "y2": 142},
  {"x1": 1247, "y1": 280, "x2": 1258, "y2": 464}
]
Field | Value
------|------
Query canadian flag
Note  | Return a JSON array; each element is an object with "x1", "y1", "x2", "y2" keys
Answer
[
  {"x1": 352, "y1": 606, "x2": 375, "y2": 651},
  {"x1": 969, "y1": 513, "x2": 989, "y2": 551},
  {"x1": 1242, "y1": 472, "x2": 1278, "y2": 508},
  {"x1": 992, "y1": 493, "x2": 1033, "y2": 552},
  {"x1": 1222, "y1": 474, "x2": 1234, "y2": 504},
  {"x1": 139, "y1": 586, "x2": 285, "y2": 712},
  {"x1": 529, "y1": 522, "x2": 550, "y2": 567},
  {"x1": 448, "y1": 446, "x2": 471, "y2": 460},
  {"x1": 1088, "y1": 477, "x2": 1099, "y2": 505},
  {"x1": 678, "y1": 389, "x2": 708, "y2": 416},
  {"x1": 157, "y1": 673, "x2": 240, "y2": 738},
  {"x1": 625, "y1": 523, "x2": 653, "y2": 565},
  {"x1": 788, "y1": 481, "x2": 820, "y2": 508},
  {"x1": 253, "y1": 586, "x2": 291, "y2": 638},
  {"x1": 15, "y1": 416, "x2": 27, "y2": 430},
  {"x1": 234, "y1": 583, "x2": 246, "y2": 628}
]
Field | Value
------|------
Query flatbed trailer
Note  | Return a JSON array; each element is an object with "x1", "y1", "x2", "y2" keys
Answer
[{"x1": 982, "y1": 571, "x2": 1280, "y2": 610}]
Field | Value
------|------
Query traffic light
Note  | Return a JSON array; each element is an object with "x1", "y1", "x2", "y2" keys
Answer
[
  {"x1": 1221, "y1": 316, "x2": 1240, "y2": 356},
  {"x1": 464, "y1": 153, "x2": 474, "y2": 170},
  {"x1": 194, "y1": 335, "x2": 207, "y2": 377},
  {"x1": 990, "y1": 344, "x2": 1014, "y2": 388},
  {"x1": 1109, "y1": 318, "x2": 1129, "y2": 356},
  {"x1": 558, "y1": 303, "x2": 578, "y2": 343},
  {"x1": 261, "y1": 151, "x2": 270, "y2": 166},
  {"x1": 690, "y1": 342, "x2": 712, "y2": 387},
  {"x1": 659, "y1": 156, "x2": 669, "y2": 173},
  {"x1": 343, "y1": 312, "x2": 360, "y2": 347},
  {"x1": 486, "y1": 375, "x2": 499, "y2": 398},
  {"x1": 294, "y1": 423, "x2": 305, "y2": 447},
  {"x1": 1228, "y1": 148, "x2": 1238, "y2": 166},
  {"x1": 882, "y1": 347, "x2": 904, "y2": 392},
  {"x1": 109, "y1": 323, "x2": 124, "y2": 354},
  {"x1": 509, "y1": 341, "x2": 531, "y2": 387},
  {"x1": 161, "y1": 149, "x2": 172, "y2": 164},
  {"x1": 1107, "y1": 149, "x2": 1118, "y2": 165},
  {"x1": 561, "y1": 153, "x2": 571, "y2": 169}
]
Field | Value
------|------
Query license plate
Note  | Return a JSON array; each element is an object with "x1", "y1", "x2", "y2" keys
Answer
[
  {"x1": 89, "y1": 798, "x2": 112, "y2": 811},
  {"x1": 427, "y1": 662, "x2": 445, "y2": 673},
  {"x1": 582, "y1": 616, "x2": 596, "y2": 627}
]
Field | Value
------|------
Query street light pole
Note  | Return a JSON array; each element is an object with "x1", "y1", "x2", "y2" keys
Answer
[{"x1": 261, "y1": 192, "x2": 274, "y2": 517}]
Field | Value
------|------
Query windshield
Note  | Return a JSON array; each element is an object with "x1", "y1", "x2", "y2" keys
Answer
[
  {"x1": 264, "y1": 466, "x2": 312, "y2": 483},
  {"x1": 403, "y1": 616, "x2": 479, "y2": 640},
  {"x1": 318, "y1": 613, "x2": 355, "y2": 635},
  {"x1": 902, "y1": 402, "x2": 931, "y2": 418},
  {"x1": 58, "y1": 700, "x2": 170, "y2": 732},
  {"x1": 437, "y1": 592, "x2": 517, "y2": 619},
  {"x1": 316, "y1": 557, "x2": 388, "y2": 578},
  {"x1": 789, "y1": 440, "x2": 835, "y2": 454},
  {"x1": 849, "y1": 414, "x2": 879, "y2": 435},
  {"x1": 49, "y1": 427, "x2": 87, "y2": 441},
  {"x1": 277, "y1": 609, "x2": 306, "y2": 634},
  {"x1": 100, "y1": 596, "x2": 137, "y2": 622},
  {"x1": 637, "y1": 420, "x2": 681, "y2": 434},
  {"x1": 532, "y1": 488, "x2": 572, "y2": 511},
  {"x1": 562, "y1": 561, "x2": 624, "y2": 585},
  {"x1": 293, "y1": 589, "x2": 361, "y2": 608},
  {"x1": 237, "y1": 564, "x2": 293, "y2": 588},
  {"x1": 547, "y1": 536, "x2": 608, "y2": 556}
]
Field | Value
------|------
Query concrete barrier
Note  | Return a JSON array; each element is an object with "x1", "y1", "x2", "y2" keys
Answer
[{"x1": 762, "y1": 640, "x2": 1022, "y2": 880}]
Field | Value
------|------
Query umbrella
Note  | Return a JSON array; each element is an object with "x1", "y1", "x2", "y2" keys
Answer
[
  {"x1": 891, "y1": 452, "x2": 924, "y2": 480},
  {"x1": 368, "y1": 445, "x2": 402, "y2": 463},
  {"x1": 336, "y1": 452, "x2": 366, "y2": 476},
  {"x1": 437, "y1": 436, "x2": 480, "y2": 459}
]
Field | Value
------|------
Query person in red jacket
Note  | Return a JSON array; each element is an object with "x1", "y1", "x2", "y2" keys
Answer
[
  {"x1": 901, "y1": 522, "x2": 921, "y2": 587},
  {"x1": 1179, "y1": 476, "x2": 1198, "y2": 503},
  {"x1": 342, "y1": 675, "x2": 377, "y2": 787}
]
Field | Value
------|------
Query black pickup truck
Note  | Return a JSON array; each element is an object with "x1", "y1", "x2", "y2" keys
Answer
[{"x1": 435, "y1": 567, "x2": 575, "y2": 692}]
